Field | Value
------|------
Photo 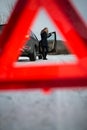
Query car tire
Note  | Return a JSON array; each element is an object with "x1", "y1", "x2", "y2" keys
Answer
[{"x1": 29, "y1": 47, "x2": 37, "y2": 61}]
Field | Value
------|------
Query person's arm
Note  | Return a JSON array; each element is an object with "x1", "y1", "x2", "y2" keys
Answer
[{"x1": 47, "y1": 33, "x2": 52, "y2": 38}]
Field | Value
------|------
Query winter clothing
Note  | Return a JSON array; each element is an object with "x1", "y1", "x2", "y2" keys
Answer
[{"x1": 40, "y1": 31, "x2": 51, "y2": 59}]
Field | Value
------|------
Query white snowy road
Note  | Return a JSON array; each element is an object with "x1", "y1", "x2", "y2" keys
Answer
[
  {"x1": 17, "y1": 54, "x2": 78, "y2": 64},
  {"x1": 0, "y1": 54, "x2": 87, "y2": 130}
]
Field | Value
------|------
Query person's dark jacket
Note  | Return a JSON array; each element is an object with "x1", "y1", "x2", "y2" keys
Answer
[{"x1": 40, "y1": 31, "x2": 51, "y2": 47}]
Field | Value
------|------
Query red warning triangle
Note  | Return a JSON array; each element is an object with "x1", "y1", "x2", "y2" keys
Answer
[{"x1": 0, "y1": 0, "x2": 87, "y2": 89}]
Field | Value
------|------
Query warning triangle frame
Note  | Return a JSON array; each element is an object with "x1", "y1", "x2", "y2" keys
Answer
[{"x1": 0, "y1": 0, "x2": 87, "y2": 89}]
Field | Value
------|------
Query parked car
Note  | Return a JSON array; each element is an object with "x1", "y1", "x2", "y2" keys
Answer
[{"x1": 20, "y1": 30, "x2": 40, "y2": 61}]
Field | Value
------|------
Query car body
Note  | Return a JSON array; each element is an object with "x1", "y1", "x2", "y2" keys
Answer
[{"x1": 20, "y1": 30, "x2": 40, "y2": 61}]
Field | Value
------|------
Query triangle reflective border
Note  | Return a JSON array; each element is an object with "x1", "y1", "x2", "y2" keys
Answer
[{"x1": 0, "y1": 0, "x2": 87, "y2": 90}]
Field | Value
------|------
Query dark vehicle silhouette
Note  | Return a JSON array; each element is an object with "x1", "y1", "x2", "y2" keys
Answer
[{"x1": 20, "y1": 31, "x2": 40, "y2": 61}]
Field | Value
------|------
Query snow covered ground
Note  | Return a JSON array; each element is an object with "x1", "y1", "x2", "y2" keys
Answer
[
  {"x1": 0, "y1": 54, "x2": 87, "y2": 130},
  {"x1": 18, "y1": 54, "x2": 78, "y2": 64}
]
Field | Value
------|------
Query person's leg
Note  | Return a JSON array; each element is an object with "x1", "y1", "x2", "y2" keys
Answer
[
  {"x1": 42, "y1": 46, "x2": 48, "y2": 60},
  {"x1": 42, "y1": 47, "x2": 45, "y2": 59},
  {"x1": 45, "y1": 46, "x2": 48, "y2": 59}
]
